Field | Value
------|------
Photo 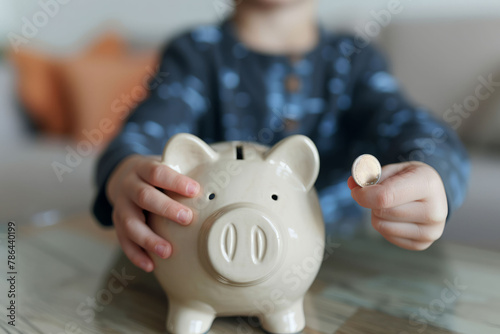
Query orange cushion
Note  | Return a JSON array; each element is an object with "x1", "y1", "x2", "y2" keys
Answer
[
  {"x1": 10, "y1": 32, "x2": 159, "y2": 146},
  {"x1": 60, "y1": 50, "x2": 158, "y2": 145},
  {"x1": 10, "y1": 48, "x2": 70, "y2": 135}
]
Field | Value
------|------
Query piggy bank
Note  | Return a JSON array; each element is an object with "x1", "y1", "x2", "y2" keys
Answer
[{"x1": 148, "y1": 133, "x2": 325, "y2": 334}]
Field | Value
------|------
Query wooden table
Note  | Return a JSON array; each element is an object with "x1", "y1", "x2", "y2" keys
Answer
[{"x1": 1, "y1": 214, "x2": 499, "y2": 334}]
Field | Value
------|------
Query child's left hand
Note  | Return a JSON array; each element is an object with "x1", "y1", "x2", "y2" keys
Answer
[{"x1": 348, "y1": 161, "x2": 448, "y2": 251}]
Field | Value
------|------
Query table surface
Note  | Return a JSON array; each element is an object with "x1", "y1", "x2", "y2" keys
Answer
[{"x1": 1, "y1": 214, "x2": 499, "y2": 334}]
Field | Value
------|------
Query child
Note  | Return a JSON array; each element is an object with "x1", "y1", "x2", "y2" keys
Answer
[{"x1": 93, "y1": 0, "x2": 469, "y2": 272}]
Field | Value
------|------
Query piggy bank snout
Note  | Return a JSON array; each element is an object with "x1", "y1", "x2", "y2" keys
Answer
[{"x1": 199, "y1": 204, "x2": 283, "y2": 286}]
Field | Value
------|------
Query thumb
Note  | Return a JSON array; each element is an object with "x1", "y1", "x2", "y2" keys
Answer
[
  {"x1": 347, "y1": 176, "x2": 358, "y2": 190},
  {"x1": 350, "y1": 162, "x2": 413, "y2": 209},
  {"x1": 376, "y1": 162, "x2": 413, "y2": 183}
]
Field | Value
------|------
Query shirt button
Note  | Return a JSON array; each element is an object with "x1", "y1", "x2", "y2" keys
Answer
[
  {"x1": 285, "y1": 74, "x2": 301, "y2": 93},
  {"x1": 284, "y1": 118, "x2": 299, "y2": 132}
]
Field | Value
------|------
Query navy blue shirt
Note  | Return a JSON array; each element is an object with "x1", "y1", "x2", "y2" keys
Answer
[{"x1": 93, "y1": 20, "x2": 470, "y2": 236}]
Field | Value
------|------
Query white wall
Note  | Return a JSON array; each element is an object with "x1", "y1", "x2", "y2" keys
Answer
[{"x1": 1, "y1": 0, "x2": 500, "y2": 50}]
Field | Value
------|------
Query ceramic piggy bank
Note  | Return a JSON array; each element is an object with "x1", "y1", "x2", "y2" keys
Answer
[{"x1": 148, "y1": 133, "x2": 325, "y2": 334}]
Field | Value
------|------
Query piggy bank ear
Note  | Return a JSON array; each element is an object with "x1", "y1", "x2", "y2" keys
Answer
[
  {"x1": 161, "y1": 133, "x2": 218, "y2": 174},
  {"x1": 264, "y1": 135, "x2": 320, "y2": 191}
]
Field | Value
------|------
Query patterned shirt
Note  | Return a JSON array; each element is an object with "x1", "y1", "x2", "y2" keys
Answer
[{"x1": 93, "y1": 19, "x2": 470, "y2": 236}]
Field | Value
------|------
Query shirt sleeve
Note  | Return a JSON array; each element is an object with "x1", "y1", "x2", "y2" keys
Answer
[
  {"x1": 342, "y1": 43, "x2": 470, "y2": 219},
  {"x1": 92, "y1": 34, "x2": 213, "y2": 226}
]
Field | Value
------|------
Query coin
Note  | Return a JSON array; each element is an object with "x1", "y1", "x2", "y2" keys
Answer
[{"x1": 351, "y1": 154, "x2": 381, "y2": 187}]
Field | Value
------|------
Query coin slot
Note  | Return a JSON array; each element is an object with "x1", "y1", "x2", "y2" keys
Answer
[{"x1": 236, "y1": 145, "x2": 244, "y2": 160}]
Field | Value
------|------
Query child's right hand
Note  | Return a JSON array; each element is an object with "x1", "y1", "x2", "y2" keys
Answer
[{"x1": 106, "y1": 154, "x2": 200, "y2": 272}]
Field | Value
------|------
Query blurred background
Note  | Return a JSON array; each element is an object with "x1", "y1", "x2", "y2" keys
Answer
[{"x1": 1, "y1": 0, "x2": 499, "y2": 249}]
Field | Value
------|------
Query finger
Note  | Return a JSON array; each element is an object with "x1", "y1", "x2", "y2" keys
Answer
[
  {"x1": 138, "y1": 160, "x2": 200, "y2": 197},
  {"x1": 347, "y1": 176, "x2": 359, "y2": 190},
  {"x1": 351, "y1": 163, "x2": 429, "y2": 209},
  {"x1": 349, "y1": 163, "x2": 408, "y2": 191},
  {"x1": 373, "y1": 201, "x2": 445, "y2": 224},
  {"x1": 115, "y1": 229, "x2": 154, "y2": 272},
  {"x1": 114, "y1": 200, "x2": 173, "y2": 259},
  {"x1": 130, "y1": 176, "x2": 193, "y2": 225},
  {"x1": 372, "y1": 213, "x2": 443, "y2": 242},
  {"x1": 380, "y1": 235, "x2": 433, "y2": 251},
  {"x1": 377, "y1": 162, "x2": 411, "y2": 183}
]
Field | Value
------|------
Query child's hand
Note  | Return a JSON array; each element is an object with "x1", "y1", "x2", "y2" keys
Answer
[
  {"x1": 348, "y1": 161, "x2": 448, "y2": 251},
  {"x1": 106, "y1": 155, "x2": 200, "y2": 272}
]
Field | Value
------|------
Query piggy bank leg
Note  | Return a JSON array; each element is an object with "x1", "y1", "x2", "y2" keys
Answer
[
  {"x1": 260, "y1": 298, "x2": 305, "y2": 334},
  {"x1": 166, "y1": 300, "x2": 215, "y2": 334}
]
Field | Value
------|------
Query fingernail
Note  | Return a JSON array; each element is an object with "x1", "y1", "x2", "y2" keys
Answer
[
  {"x1": 177, "y1": 209, "x2": 192, "y2": 224},
  {"x1": 186, "y1": 182, "x2": 199, "y2": 196},
  {"x1": 155, "y1": 244, "x2": 166, "y2": 258},
  {"x1": 141, "y1": 261, "x2": 152, "y2": 272}
]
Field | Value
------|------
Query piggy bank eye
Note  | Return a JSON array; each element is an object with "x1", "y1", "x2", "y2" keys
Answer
[
  {"x1": 271, "y1": 194, "x2": 278, "y2": 201},
  {"x1": 208, "y1": 193, "x2": 216, "y2": 200}
]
